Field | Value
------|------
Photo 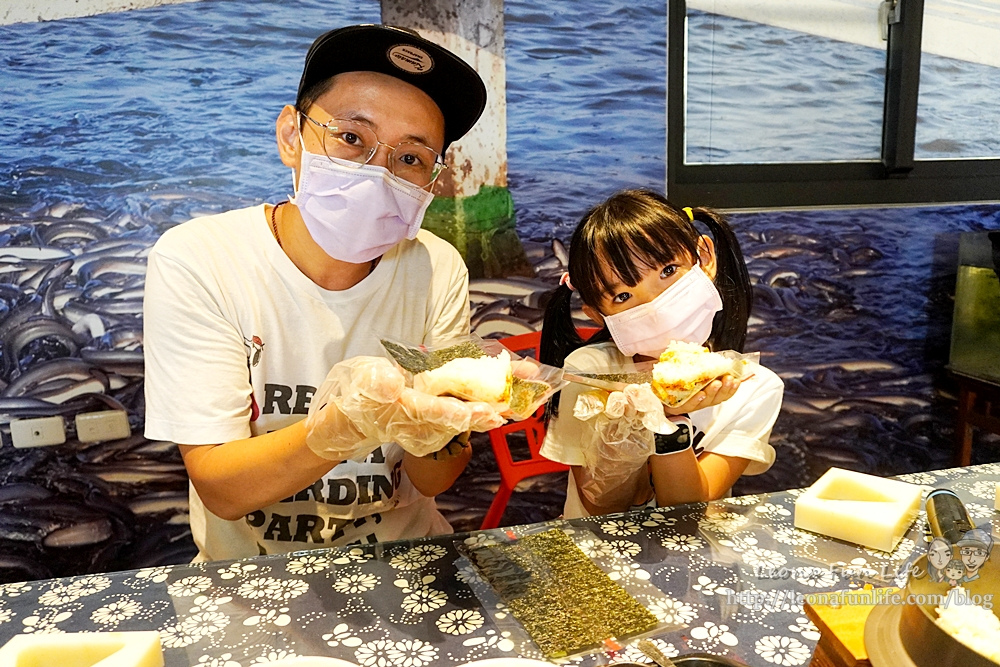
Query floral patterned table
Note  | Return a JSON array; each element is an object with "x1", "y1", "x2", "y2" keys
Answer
[{"x1": 0, "y1": 464, "x2": 997, "y2": 667}]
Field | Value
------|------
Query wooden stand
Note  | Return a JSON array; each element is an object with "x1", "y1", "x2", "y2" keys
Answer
[
  {"x1": 951, "y1": 371, "x2": 1000, "y2": 466},
  {"x1": 803, "y1": 587, "x2": 899, "y2": 667}
]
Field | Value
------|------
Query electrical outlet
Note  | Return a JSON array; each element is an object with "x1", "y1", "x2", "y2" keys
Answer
[
  {"x1": 11, "y1": 416, "x2": 66, "y2": 448},
  {"x1": 75, "y1": 410, "x2": 131, "y2": 443}
]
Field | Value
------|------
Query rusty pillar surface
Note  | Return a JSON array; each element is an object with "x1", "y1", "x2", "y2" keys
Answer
[{"x1": 381, "y1": 0, "x2": 532, "y2": 279}]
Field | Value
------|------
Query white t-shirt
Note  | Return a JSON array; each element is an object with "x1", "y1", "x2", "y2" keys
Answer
[
  {"x1": 143, "y1": 204, "x2": 469, "y2": 561},
  {"x1": 540, "y1": 341, "x2": 784, "y2": 518}
]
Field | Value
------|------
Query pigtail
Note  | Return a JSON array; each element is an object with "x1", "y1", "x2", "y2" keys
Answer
[
  {"x1": 539, "y1": 284, "x2": 584, "y2": 369},
  {"x1": 688, "y1": 207, "x2": 753, "y2": 352}
]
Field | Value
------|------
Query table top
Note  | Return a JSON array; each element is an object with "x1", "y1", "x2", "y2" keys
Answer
[{"x1": 1, "y1": 463, "x2": 997, "y2": 667}]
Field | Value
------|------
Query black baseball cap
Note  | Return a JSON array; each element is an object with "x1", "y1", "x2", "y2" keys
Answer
[{"x1": 297, "y1": 24, "x2": 488, "y2": 150}]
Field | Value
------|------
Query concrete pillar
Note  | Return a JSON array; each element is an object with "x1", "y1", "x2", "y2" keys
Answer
[{"x1": 381, "y1": 0, "x2": 533, "y2": 279}]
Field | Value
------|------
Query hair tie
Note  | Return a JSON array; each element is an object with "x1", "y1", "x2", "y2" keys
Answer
[
  {"x1": 559, "y1": 272, "x2": 575, "y2": 291},
  {"x1": 682, "y1": 207, "x2": 695, "y2": 222}
]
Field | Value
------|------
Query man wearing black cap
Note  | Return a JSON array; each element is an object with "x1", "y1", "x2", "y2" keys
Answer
[{"x1": 143, "y1": 25, "x2": 498, "y2": 561}]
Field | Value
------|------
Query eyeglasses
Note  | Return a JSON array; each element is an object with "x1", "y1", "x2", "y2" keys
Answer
[
  {"x1": 299, "y1": 112, "x2": 446, "y2": 188},
  {"x1": 960, "y1": 547, "x2": 987, "y2": 557}
]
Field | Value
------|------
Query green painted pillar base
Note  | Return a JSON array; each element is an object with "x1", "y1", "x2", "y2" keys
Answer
[{"x1": 422, "y1": 185, "x2": 535, "y2": 280}]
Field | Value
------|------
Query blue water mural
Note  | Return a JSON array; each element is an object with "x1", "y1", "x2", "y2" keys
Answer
[
  {"x1": 684, "y1": 10, "x2": 1000, "y2": 163},
  {"x1": 1, "y1": 0, "x2": 999, "y2": 579}
]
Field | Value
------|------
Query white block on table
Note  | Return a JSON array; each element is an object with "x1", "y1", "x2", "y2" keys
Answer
[
  {"x1": 793, "y1": 467, "x2": 923, "y2": 552},
  {"x1": 0, "y1": 630, "x2": 163, "y2": 667},
  {"x1": 995, "y1": 482, "x2": 999, "y2": 511}
]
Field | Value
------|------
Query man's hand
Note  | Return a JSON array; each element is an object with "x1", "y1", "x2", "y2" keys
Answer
[{"x1": 308, "y1": 356, "x2": 505, "y2": 461}]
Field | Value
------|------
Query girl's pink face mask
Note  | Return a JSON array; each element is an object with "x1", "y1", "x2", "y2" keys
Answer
[{"x1": 603, "y1": 263, "x2": 723, "y2": 358}]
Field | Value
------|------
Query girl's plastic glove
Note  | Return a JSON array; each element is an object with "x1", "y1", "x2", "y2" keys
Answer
[
  {"x1": 306, "y1": 357, "x2": 505, "y2": 461},
  {"x1": 572, "y1": 384, "x2": 677, "y2": 507}
]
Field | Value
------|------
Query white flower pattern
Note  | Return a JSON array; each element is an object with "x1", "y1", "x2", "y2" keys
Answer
[
  {"x1": 690, "y1": 621, "x2": 739, "y2": 647},
  {"x1": 390, "y1": 545, "x2": 448, "y2": 570},
  {"x1": 168, "y1": 576, "x2": 213, "y2": 597},
  {"x1": 181, "y1": 611, "x2": 230, "y2": 636},
  {"x1": 661, "y1": 534, "x2": 705, "y2": 551},
  {"x1": 237, "y1": 577, "x2": 283, "y2": 600},
  {"x1": 788, "y1": 616, "x2": 821, "y2": 641},
  {"x1": 356, "y1": 639, "x2": 396, "y2": 667},
  {"x1": 217, "y1": 563, "x2": 258, "y2": 580},
  {"x1": 1, "y1": 468, "x2": 991, "y2": 667},
  {"x1": 646, "y1": 597, "x2": 699, "y2": 625},
  {"x1": 436, "y1": 609, "x2": 484, "y2": 635},
  {"x1": 286, "y1": 554, "x2": 331, "y2": 575},
  {"x1": 692, "y1": 575, "x2": 734, "y2": 597},
  {"x1": 333, "y1": 571, "x2": 380, "y2": 594},
  {"x1": 772, "y1": 526, "x2": 817, "y2": 546},
  {"x1": 250, "y1": 650, "x2": 298, "y2": 664},
  {"x1": 601, "y1": 519, "x2": 640, "y2": 536},
  {"x1": 791, "y1": 567, "x2": 839, "y2": 589},
  {"x1": 755, "y1": 503, "x2": 792, "y2": 518},
  {"x1": 698, "y1": 512, "x2": 749, "y2": 534},
  {"x1": 91, "y1": 599, "x2": 141, "y2": 625},
  {"x1": 742, "y1": 547, "x2": 788, "y2": 569},
  {"x1": 386, "y1": 638, "x2": 438, "y2": 667},
  {"x1": 196, "y1": 653, "x2": 242, "y2": 667},
  {"x1": 323, "y1": 622, "x2": 364, "y2": 648},
  {"x1": 135, "y1": 566, "x2": 173, "y2": 584},
  {"x1": 401, "y1": 587, "x2": 448, "y2": 614},
  {"x1": 0, "y1": 582, "x2": 32, "y2": 598},
  {"x1": 755, "y1": 635, "x2": 811, "y2": 665},
  {"x1": 160, "y1": 623, "x2": 202, "y2": 648}
]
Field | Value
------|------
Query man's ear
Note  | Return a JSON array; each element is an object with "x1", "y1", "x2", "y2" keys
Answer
[
  {"x1": 581, "y1": 303, "x2": 605, "y2": 327},
  {"x1": 276, "y1": 105, "x2": 301, "y2": 170},
  {"x1": 698, "y1": 234, "x2": 718, "y2": 281}
]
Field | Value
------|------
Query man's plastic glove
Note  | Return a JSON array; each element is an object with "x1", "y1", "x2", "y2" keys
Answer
[{"x1": 306, "y1": 357, "x2": 504, "y2": 461}]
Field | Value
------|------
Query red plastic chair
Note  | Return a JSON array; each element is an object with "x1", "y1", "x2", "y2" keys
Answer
[{"x1": 480, "y1": 328, "x2": 600, "y2": 529}]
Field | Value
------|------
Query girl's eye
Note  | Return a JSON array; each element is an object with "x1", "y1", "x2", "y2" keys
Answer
[
  {"x1": 612, "y1": 292, "x2": 631, "y2": 305},
  {"x1": 660, "y1": 265, "x2": 677, "y2": 279}
]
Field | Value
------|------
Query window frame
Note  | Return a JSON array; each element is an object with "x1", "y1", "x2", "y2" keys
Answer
[{"x1": 666, "y1": 0, "x2": 1000, "y2": 208}]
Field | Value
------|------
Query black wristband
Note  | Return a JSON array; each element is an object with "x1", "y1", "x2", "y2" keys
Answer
[{"x1": 654, "y1": 415, "x2": 695, "y2": 455}]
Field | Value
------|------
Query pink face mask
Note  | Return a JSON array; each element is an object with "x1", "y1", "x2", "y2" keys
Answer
[
  {"x1": 290, "y1": 150, "x2": 434, "y2": 264},
  {"x1": 603, "y1": 263, "x2": 723, "y2": 358}
]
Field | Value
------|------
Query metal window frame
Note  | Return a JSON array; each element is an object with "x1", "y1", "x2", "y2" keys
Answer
[{"x1": 666, "y1": 0, "x2": 1000, "y2": 209}]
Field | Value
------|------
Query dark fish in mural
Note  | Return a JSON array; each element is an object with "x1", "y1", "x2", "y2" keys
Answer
[{"x1": 0, "y1": 201, "x2": 196, "y2": 582}]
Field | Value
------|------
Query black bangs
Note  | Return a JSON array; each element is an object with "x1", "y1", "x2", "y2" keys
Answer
[{"x1": 568, "y1": 190, "x2": 700, "y2": 308}]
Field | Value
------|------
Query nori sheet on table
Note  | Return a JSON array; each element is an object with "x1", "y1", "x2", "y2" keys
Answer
[{"x1": 464, "y1": 529, "x2": 658, "y2": 659}]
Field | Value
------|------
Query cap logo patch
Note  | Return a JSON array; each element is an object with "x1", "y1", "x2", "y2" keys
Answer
[{"x1": 387, "y1": 44, "x2": 434, "y2": 74}]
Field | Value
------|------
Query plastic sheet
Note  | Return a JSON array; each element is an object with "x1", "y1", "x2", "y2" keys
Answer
[
  {"x1": 381, "y1": 335, "x2": 566, "y2": 421},
  {"x1": 566, "y1": 347, "x2": 759, "y2": 408},
  {"x1": 458, "y1": 527, "x2": 680, "y2": 661}
]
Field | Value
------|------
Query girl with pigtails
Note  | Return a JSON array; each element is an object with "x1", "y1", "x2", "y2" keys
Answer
[{"x1": 539, "y1": 189, "x2": 784, "y2": 518}]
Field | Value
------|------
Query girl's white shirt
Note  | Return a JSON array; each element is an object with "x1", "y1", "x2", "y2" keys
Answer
[{"x1": 540, "y1": 341, "x2": 784, "y2": 519}]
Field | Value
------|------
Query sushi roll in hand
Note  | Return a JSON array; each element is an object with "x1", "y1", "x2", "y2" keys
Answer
[
  {"x1": 413, "y1": 350, "x2": 514, "y2": 410},
  {"x1": 651, "y1": 341, "x2": 747, "y2": 407}
]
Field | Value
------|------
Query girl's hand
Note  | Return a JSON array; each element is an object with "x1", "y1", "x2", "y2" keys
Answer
[{"x1": 663, "y1": 374, "x2": 740, "y2": 415}]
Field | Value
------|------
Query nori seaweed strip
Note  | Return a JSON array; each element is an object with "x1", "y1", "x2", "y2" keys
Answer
[
  {"x1": 381, "y1": 339, "x2": 485, "y2": 373},
  {"x1": 573, "y1": 371, "x2": 653, "y2": 384},
  {"x1": 508, "y1": 377, "x2": 551, "y2": 417},
  {"x1": 465, "y1": 529, "x2": 658, "y2": 658}
]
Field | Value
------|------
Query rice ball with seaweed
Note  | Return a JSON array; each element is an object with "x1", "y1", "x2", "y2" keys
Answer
[
  {"x1": 651, "y1": 341, "x2": 741, "y2": 406},
  {"x1": 413, "y1": 350, "x2": 513, "y2": 408}
]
